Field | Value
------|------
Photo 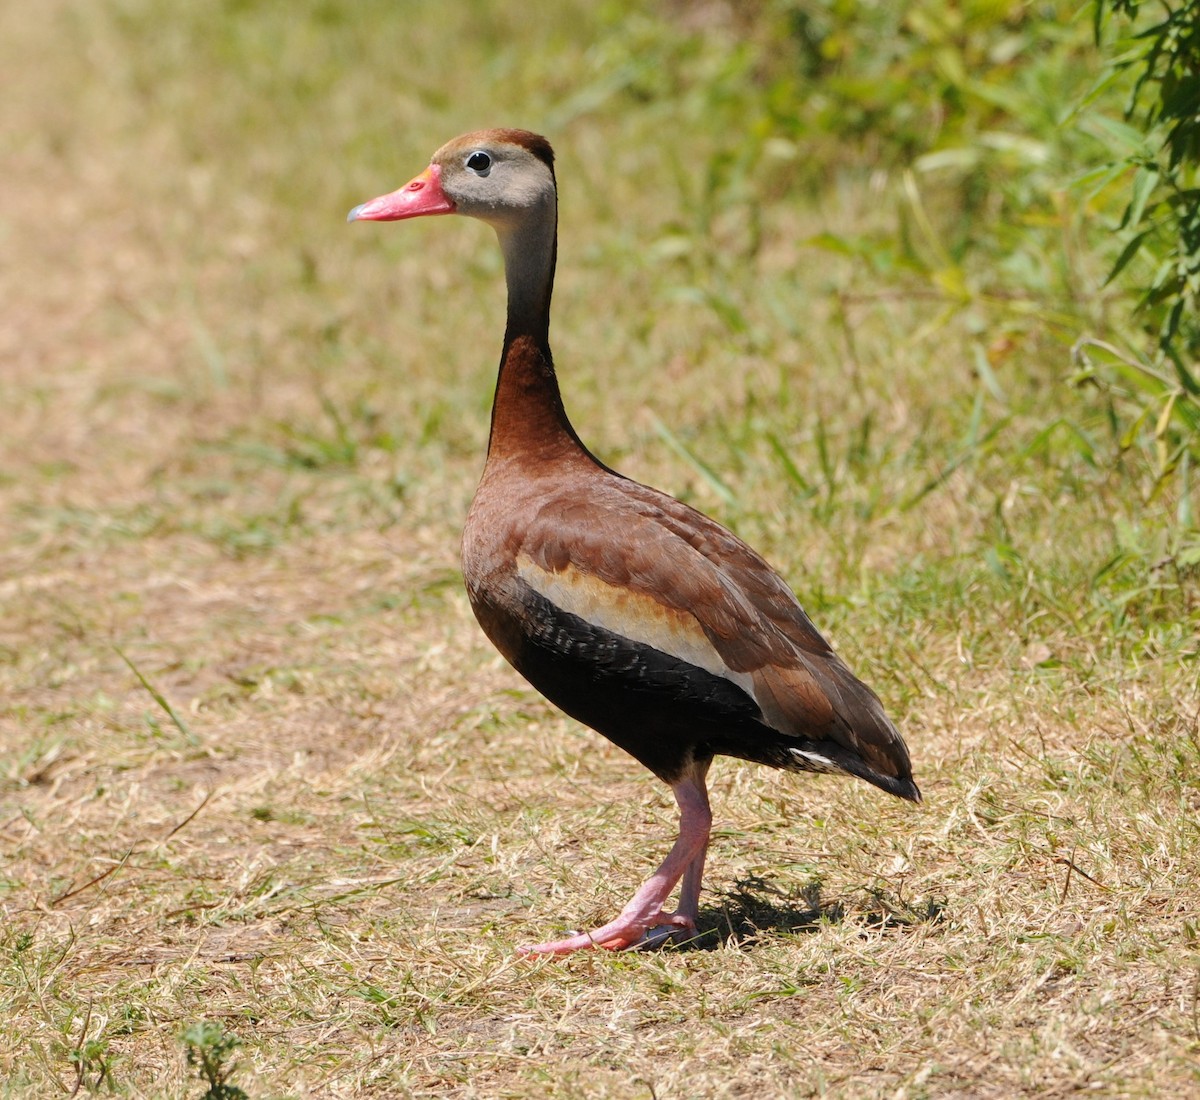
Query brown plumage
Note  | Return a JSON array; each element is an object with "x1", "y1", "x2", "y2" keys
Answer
[{"x1": 350, "y1": 129, "x2": 918, "y2": 954}]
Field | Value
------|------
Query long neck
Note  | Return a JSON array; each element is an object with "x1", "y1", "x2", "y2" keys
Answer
[
  {"x1": 486, "y1": 206, "x2": 591, "y2": 466},
  {"x1": 498, "y1": 205, "x2": 556, "y2": 348}
]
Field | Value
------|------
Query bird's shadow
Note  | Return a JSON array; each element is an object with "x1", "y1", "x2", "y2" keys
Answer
[{"x1": 665, "y1": 874, "x2": 942, "y2": 952}]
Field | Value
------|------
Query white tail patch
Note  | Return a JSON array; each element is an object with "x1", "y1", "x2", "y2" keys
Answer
[{"x1": 788, "y1": 747, "x2": 839, "y2": 773}]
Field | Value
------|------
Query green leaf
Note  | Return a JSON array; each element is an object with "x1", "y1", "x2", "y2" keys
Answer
[
  {"x1": 1083, "y1": 112, "x2": 1151, "y2": 154},
  {"x1": 1118, "y1": 164, "x2": 1160, "y2": 230},
  {"x1": 1106, "y1": 230, "x2": 1149, "y2": 284}
]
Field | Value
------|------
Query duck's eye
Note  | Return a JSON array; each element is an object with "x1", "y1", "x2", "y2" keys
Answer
[{"x1": 465, "y1": 151, "x2": 492, "y2": 175}]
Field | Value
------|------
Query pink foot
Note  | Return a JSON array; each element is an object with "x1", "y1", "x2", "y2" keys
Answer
[{"x1": 518, "y1": 911, "x2": 697, "y2": 955}]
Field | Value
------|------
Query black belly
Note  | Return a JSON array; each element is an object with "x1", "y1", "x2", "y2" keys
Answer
[{"x1": 474, "y1": 583, "x2": 790, "y2": 782}]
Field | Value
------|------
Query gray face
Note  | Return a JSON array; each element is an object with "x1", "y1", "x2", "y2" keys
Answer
[{"x1": 435, "y1": 140, "x2": 556, "y2": 230}]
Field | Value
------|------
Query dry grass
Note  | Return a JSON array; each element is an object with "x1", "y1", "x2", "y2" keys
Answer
[{"x1": 2, "y1": 2, "x2": 1198, "y2": 1097}]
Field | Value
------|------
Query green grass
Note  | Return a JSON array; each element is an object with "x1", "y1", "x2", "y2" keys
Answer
[{"x1": 2, "y1": 0, "x2": 1198, "y2": 1096}]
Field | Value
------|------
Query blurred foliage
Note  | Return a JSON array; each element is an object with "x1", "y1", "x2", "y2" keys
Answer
[{"x1": 755, "y1": 0, "x2": 1113, "y2": 348}]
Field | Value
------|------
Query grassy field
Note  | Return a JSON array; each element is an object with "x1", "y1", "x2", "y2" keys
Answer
[{"x1": 2, "y1": 1, "x2": 1198, "y2": 1096}]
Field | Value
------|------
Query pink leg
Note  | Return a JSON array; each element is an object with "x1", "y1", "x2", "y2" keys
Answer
[
  {"x1": 675, "y1": 843, "x2": 708, "y2": 925},
  {"x1": 520, "y1": 760, "x2": 712, "y2": 956},
  {"x1": 634, "y1": 841, "x2": 709, "y2": 950}
]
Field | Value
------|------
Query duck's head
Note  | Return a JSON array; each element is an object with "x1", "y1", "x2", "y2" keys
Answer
[{"x1": 348, "y1": 128, "x2": 556, "y2": 230}]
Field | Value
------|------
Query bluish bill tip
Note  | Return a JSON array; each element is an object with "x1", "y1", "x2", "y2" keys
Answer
[{"x1": 346, "y1": 203, "x2": 366, "y2": 223}]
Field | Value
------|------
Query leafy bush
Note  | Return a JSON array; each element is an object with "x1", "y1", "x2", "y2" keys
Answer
[
  {"x1": 1076, "y1": 0, "x2": 1200, "y2": 528},
  {"x1": 714, "y1": 2, "x2": 1196, "y2": 534},
  {"x1": 1099, "y1": 0, "x2": 1200, "y2": 369}
]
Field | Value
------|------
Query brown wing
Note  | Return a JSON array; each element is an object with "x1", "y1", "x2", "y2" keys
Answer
[{"x1": 515, "y1": 475, "x2": 912, "y2": 782}]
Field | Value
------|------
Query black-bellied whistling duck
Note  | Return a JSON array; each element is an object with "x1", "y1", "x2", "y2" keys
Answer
[{"x1": 349, "y1": 129, "x2": 919, "y2": 955}]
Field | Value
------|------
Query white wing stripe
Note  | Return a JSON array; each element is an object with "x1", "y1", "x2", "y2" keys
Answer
[{"x1": 516, "y1": 553, "x2": 758, "y2": 699}]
